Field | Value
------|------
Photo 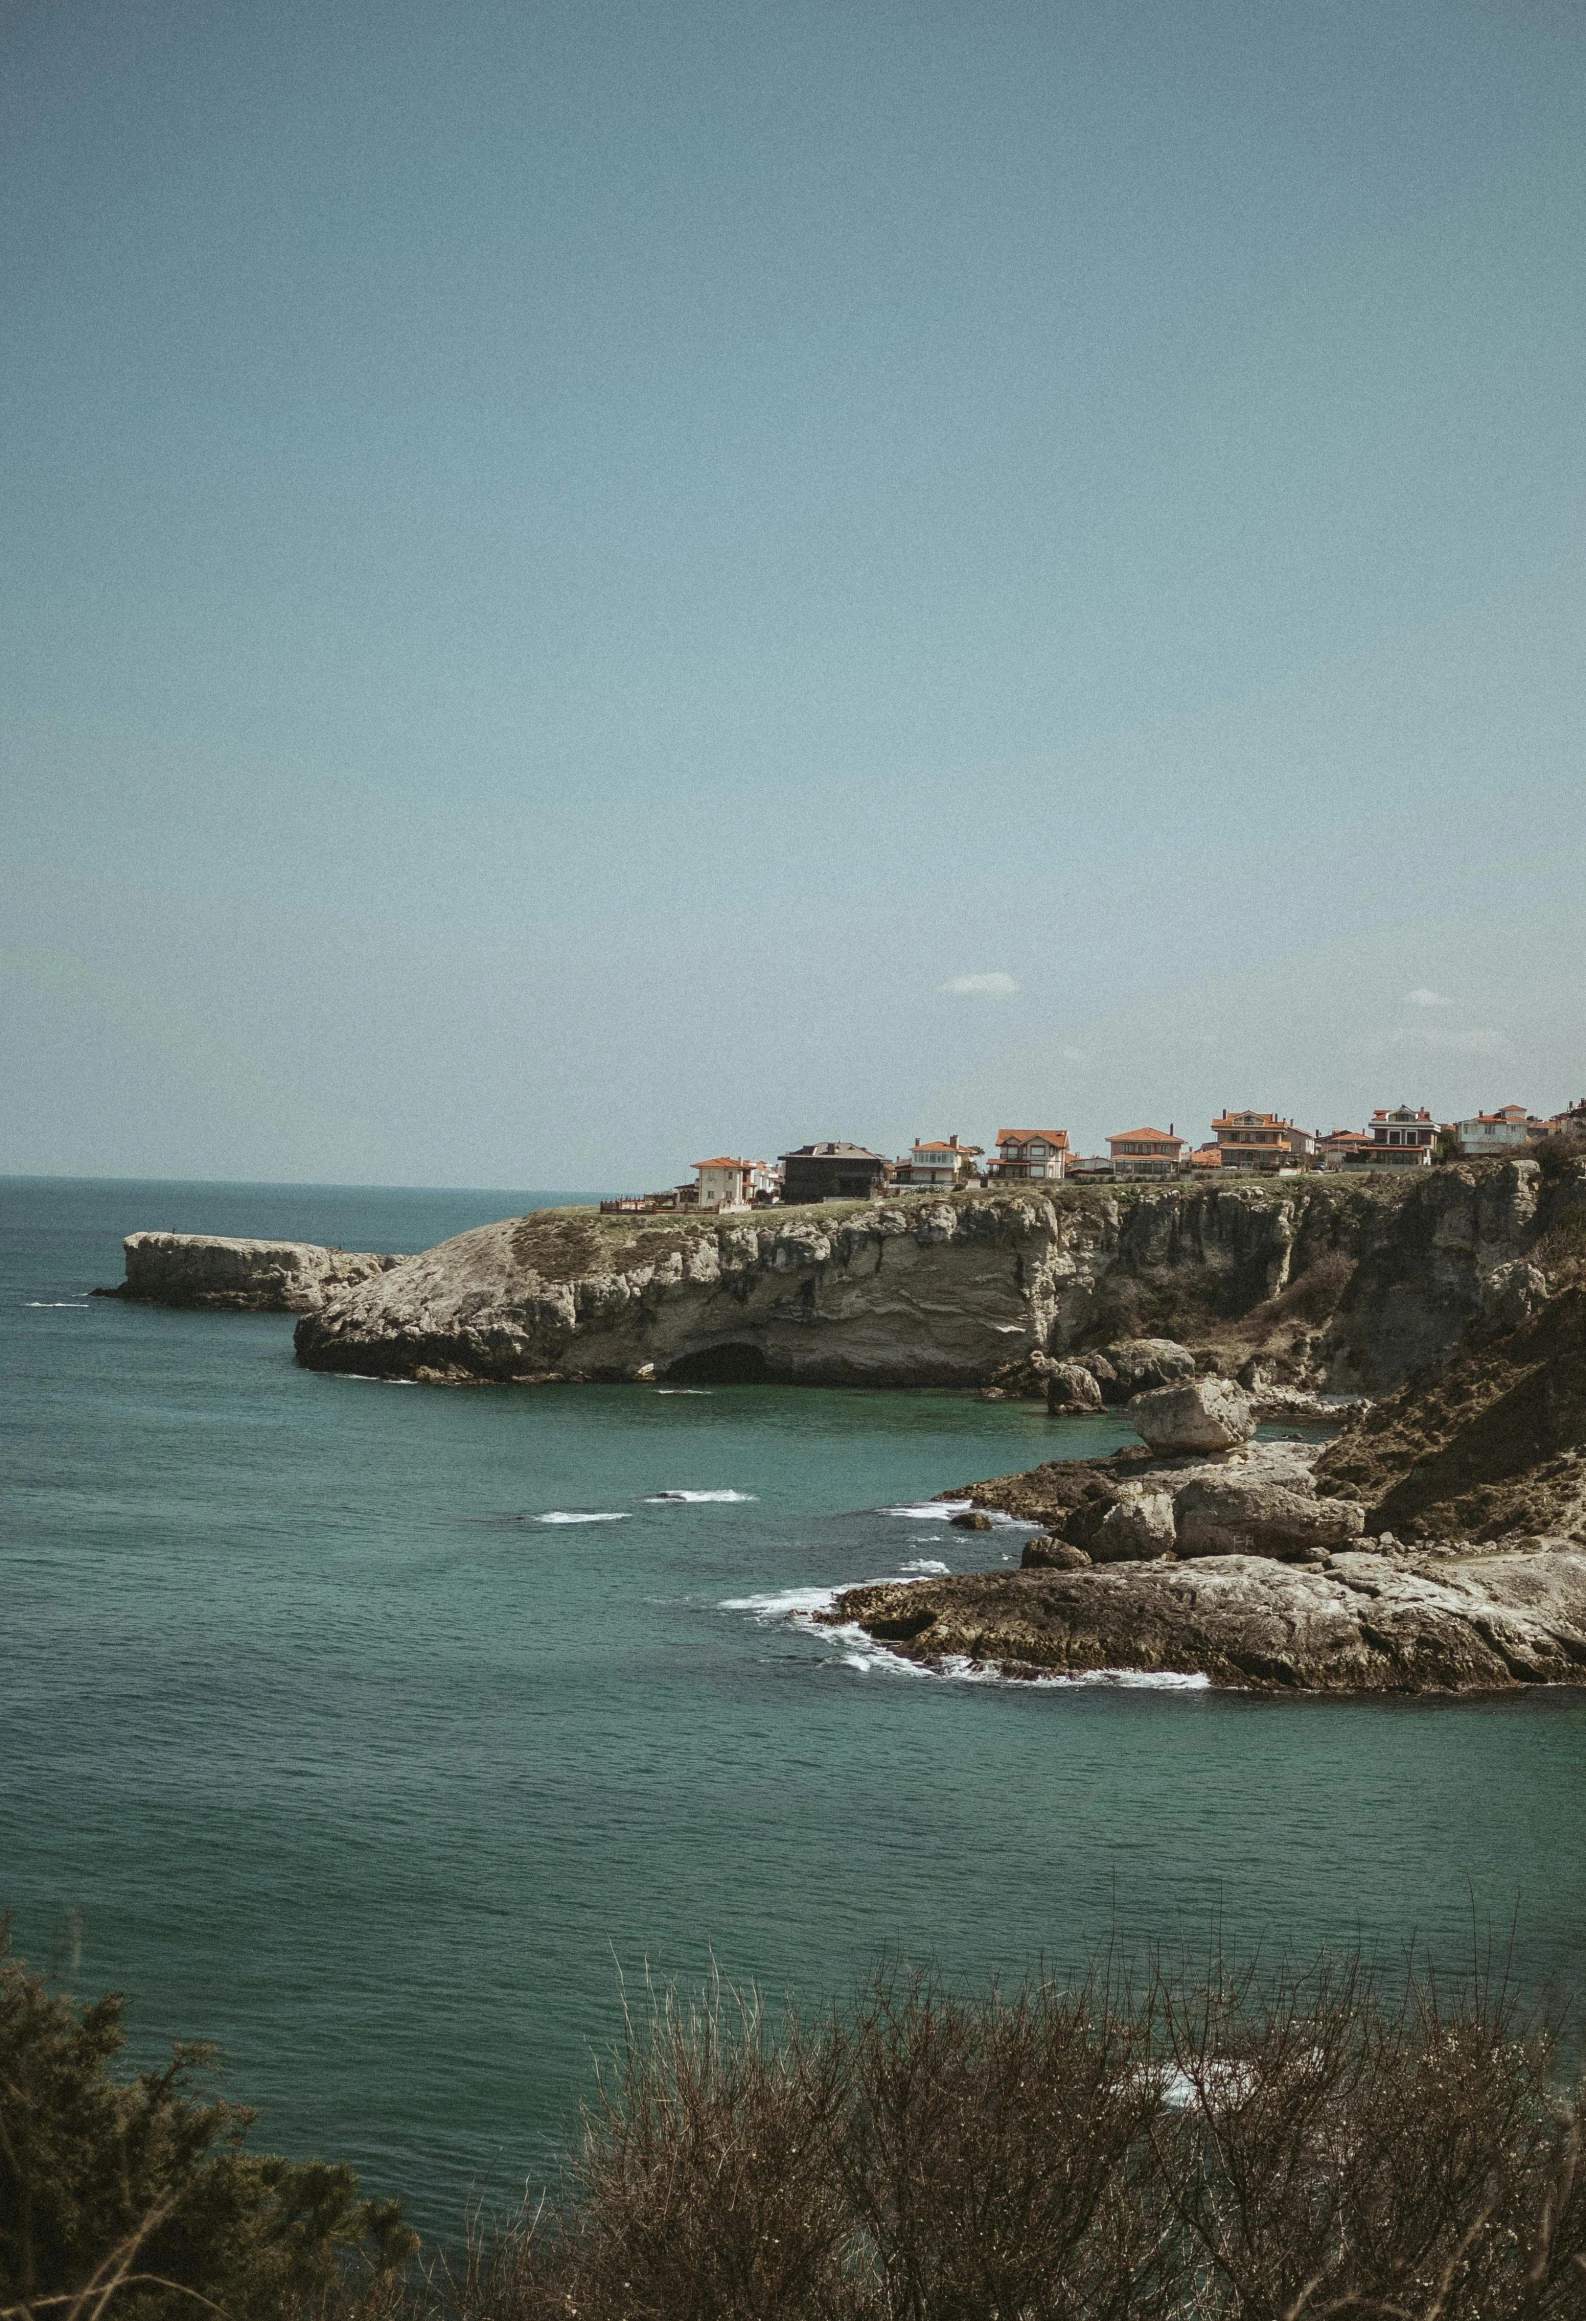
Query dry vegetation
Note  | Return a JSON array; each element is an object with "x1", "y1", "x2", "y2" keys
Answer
[{"x1": 9, "y1": 1938, "x2": 1586, "y2": 2321}]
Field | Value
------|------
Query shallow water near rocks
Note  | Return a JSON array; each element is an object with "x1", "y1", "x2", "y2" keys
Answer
[{"x1": 5, "y1": 1178, "x2": 1586, "y2": 2233}]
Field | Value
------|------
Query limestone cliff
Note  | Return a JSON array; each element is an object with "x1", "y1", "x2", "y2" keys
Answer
[
  {"x1": 99, "y1": 1232, "x2": 403, "y2": 1314},
  {"x1": 290, "y1": 1160, "x2": 1555, "y2": 1390}
]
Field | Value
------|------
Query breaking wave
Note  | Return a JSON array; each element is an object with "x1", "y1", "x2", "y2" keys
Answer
[
  {"x1": 536, "y1": 1511, "x2": 630, "y2": 1525},
  {"x1": 646, "y1": 1489, "x2": 758, "y2": 1503},
  {"x1": 723, "y1": 1582, "x2": 1212, "y2": 1691}
]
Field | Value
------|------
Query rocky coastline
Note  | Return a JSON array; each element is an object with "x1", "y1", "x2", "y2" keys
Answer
[
  {"x1": 96, "y1": 1231, "x2": 404, "y2": 1314},
  {"x1": 825, "y1": 1312, "x2": 1586, "y2": 1692},
  {"x1": 285, "y1": 1158, "x2": 1565, "y2": 1393}
]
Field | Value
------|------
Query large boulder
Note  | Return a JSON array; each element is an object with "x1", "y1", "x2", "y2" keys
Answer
[
  {"x1": 1130, "y1": 1378, "x2": 1256, "y2": 1454},
  {"x1": 1046, "y1": 1361, "x2": 1104, "y2": 1414},
  {"x1": 1090, "y1": 1486, "x2": 1177, "y2": 1563},
  {"x1": 1096, "y1": 1338, "x2": 1197, "y2": 1399},
  {"x1": 1174, "y1": 1474, "x2": 1365, "y2": 1562}
]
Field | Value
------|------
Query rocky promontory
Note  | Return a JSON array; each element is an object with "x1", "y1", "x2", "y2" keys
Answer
[
  {"x1": 827, "y1": 1267, "x2": 1586, "y2": 1692},
  {"x1": 291, "y1": 1160, "x2": 1567, "y2": 1391},
  {"x1": 97, "y1": 1232, "x2": 404, "y2": 1314},
  {"x1": 825, "y1": 1545, "x2": 1586, "y2": 1694}
]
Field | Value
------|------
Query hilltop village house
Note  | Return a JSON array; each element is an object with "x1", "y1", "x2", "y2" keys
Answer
[
  {"x1": 1454, "y1": 1104, "x2": 1538, "y2": 1158},
  {"x1": 689, "y1": 1157, "x2": 778, "y2": 1211},
  {"x1": 1106, "y1": 1126, "x2": 1185, "y2": 1180},
  {"x1": 1356, "y1": 1106, "x2": 1437, "y2": 1169},
  {"x1": 1211, "y1": 1111, "x2": 1316, "y2": 1169},
  {"x1": 779, "y1": 1141, "x2": 891, "y2": 1204},
  {"x1": 601, "y1": 1092, "x2": 1584, "y2": 1213},
  {"x1": 989, "y1": 1130, "x2": 1069, "y2": 1181},
  {"x1": 893, "y1": 1135, "x2": 982, "y2": 1190}
]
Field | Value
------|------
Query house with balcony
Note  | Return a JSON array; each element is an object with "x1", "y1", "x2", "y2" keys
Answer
[
  {"x1": 1453, "y1": 1104, "x2": 1537, "y2": 1158},
  {"x1": 1357, "y1": 1105, "x2": 1438, "y2": 1169},
  {"x1": 1211, "y1": 1111, "x2": 1312, "y2": 1170},
  {"x1": 893, "y1": 1135, "x2": 982, "y2": 1190},
  {"x1": 988, "y1": 1129, "x2": 1069, "y2": 1182},
  {"x1": 1106, "y1": 1126, "x2": 1185, "y2": 1180},
  {"x1": 691, "y1": 1157, "x2": 777, "y2": 1210}
]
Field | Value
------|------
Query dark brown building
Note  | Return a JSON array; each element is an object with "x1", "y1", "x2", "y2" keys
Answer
[{"x1": 778, "y1": 1141, "x2": 891, "y2": 1204}]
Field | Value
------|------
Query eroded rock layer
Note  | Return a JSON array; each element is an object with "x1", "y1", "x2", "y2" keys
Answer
[
  {"x1": 825, "y1": 1548, "x2": 1586, "y2": 1694},
  {"x1": 100, "y1": 1233, "x2": 403, "y2": 1314},
  {"x1": 291, "y1": 1161, "x2": 1568, "y2": 1391}
]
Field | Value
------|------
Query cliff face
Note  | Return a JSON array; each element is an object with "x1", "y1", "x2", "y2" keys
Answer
[
  {"x1": 290, "y1": 1162, "x2": 1552, "y2": 1389},
  {"x1": 102, "y1": 1233, "x2": 403, "y2": 1314}
]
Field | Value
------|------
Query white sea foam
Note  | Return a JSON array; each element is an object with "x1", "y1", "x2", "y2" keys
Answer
[
  {"x1": 881, "y1": 1499, "x2": 1036, "y2": 1528},
  {"x1": 899, "y1": 1557, "x2": 950, "y2": 1575},
  {"x1": 24, "y1": 1300, "x2": 89, "y2": 1309},
  {"x1": 536, "y1": 1510, "x2": 630, "y2": 1525},
  {"x1": 646, "y1": 1489, "x2": 758, "y2": 1503},
  {"x1": 656, "y1": 1388, "x2": 711, "y2": 1395},
  {"x1": 720, "y1": 1583, "x2": 844, "y2": 1620},
  {"x1": 726, "y1": 1584, "x2": 1213, "y2": 1692}
]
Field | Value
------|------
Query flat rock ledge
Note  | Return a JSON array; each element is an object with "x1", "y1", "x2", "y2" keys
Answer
[
  {"x1": 824, "y1": 1546, "x2": 1586, "y2": 1694},
  {"x1": 96, "y1": 1233, "x2": 404, "y2": 1314}
]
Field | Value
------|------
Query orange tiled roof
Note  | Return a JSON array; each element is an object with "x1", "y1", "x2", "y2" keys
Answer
[
  {"x1": 995, "y1": 1129, "x2": 1070, "y2": 1147},
  {"x1": 1107, "y1": 1126, "x2": 1181, "y2": 1145},
  {"x1": 693, "y1": 1156, "x2": 754, "y2": 1170}
]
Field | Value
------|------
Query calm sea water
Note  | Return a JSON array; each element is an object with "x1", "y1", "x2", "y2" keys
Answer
[{"x1": 5, "y1": 1177, "x2": 1586, "y2": 2231}]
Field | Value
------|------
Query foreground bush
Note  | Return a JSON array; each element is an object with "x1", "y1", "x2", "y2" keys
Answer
[
  {"x1": 5, "y1": 1939, "x2": 1585, "y2": 2319},
  {"x1": 0, "y1": 1932, "x2": 413, "y2": 2319},
  {"x1": 459, "y1": 1959, "x2": 1586, "y2": 2321}
]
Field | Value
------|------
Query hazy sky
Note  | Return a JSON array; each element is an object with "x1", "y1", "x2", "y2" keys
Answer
[{"x1": 3, "y1": 0, "x2": 1583, "y2": 1188}]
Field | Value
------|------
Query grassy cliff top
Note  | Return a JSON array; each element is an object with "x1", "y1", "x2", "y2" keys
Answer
[{"x1": 505, "y1": 1171, "x2": 1424, "y2": 1283}]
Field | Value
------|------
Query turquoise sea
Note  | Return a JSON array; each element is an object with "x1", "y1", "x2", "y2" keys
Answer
[{"x1": 5, "y1": 1178, "x2": 1586, "y2": 2232}]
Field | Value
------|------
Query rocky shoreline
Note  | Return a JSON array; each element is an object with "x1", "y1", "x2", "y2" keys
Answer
[
  {"x1": 823, "y1": 1543, "x2": 1586, "y2": 1694},
  {"x1": 95, "y1": 1232, "x2": 403, "y2": 1313},
  {"x1": 825, "y1": 1354, "x2": 1586, "y2": 1692}
]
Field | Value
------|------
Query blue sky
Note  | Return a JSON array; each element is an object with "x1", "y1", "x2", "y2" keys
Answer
[{"x1": 3, "y1": 0, "x2": 1583, "y2": 1185}]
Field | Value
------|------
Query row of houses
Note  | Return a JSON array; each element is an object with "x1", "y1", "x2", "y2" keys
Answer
[{"x1": 602, "y1": 1099, "x2": 1585, "y2": 1214}]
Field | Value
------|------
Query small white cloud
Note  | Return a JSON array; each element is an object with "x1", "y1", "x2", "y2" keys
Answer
[
  {"x1": 1061, "y1": 1045, "x2": 1087, "y2": 1063},
  {"x1": 1403, "y1": 988, "x2": 1450, "y2": 1008},
  {"x1": 940, "y1": 972, "x2": 1020, "y2": 997}
]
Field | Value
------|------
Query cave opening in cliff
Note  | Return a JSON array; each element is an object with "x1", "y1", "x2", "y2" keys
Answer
[{"x1": 664, "y1": 1341, "x2": 772, "y2": 1384}]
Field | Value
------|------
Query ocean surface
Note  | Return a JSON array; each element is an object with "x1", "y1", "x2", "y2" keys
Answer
[{"x1": 5, "y1": 1176, "x2": 1586, "y2": 2232}]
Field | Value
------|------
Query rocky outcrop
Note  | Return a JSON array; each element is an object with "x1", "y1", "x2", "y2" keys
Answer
[
  {"x1": 98, "y1": 1233, "x2": 403, "y2": 1314},
  {"x1": 823, "y1": 1546, "x2": 1586, "y2": 1693},
  {"x1": 1316, "y1": 1282, "x2": 1586, "y2": 1543},
  {"x1": 290, "y1": 1165, "x2": 1557, "y2": 1390},
  {"x1": 1129, "y1": 1378, "x2": 1255, "y2": 1453}
]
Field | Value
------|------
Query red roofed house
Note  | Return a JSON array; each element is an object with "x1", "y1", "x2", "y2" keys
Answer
[
  {"x1": 691, "y1": 1157, "x2": 775, "y2": 1211},
  {"x1": 1211, "y1": 1111, "x2": 1315, "y2": 1170},
  {"x1": 893, "y1": 1135, "x2": 983, "y2": 1190},
  {"x1": 1357, "y1": 1104, "x2": 1437, "y2": 1168},
  {"x1": 1317, "y1": 1129, "x2": 1373, "y2": 1170},
  {"x1": 1453, "y1": 1104, "x2": 1537, "y2": 1159},
  {"x1": 1107, "y1": 1126, "x2": 1185, "y2": 1180},
  {"x1": 989, "y1": 1130, "x2": 1069, "y2": 1182}
]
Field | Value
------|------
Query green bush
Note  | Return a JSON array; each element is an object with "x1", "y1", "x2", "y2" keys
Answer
[{"x1": 0, "y1": 1933, "x2": 413, "y2": 2320}]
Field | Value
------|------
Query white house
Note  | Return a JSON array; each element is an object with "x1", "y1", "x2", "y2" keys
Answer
[
  {"x1": 691, "y1": 1157, "x2": 776, "y2": 1210},
  {"x1": 1453, "y1": 1105, "x2": 1535, "y2": 1158},
  {"x1": 893, "y1": 1135, "x2": 982, "y2": 1189}
]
